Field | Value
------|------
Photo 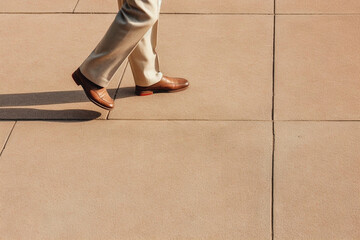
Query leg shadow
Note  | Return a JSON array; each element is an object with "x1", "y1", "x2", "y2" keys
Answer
[
  {"x1": 0, "y1": 87, "x2": 136, "y2": 120},
  {"x1": 0, "y1": 108, "x2": 102, "y2": 120},
  {"x1": 0, "y1": 88, "x2": 135, "y2": 107}
]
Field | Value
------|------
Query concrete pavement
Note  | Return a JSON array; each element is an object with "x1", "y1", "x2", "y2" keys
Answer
[{"x1": 0, "y1": 1, "x2": 359, "y2": 239}]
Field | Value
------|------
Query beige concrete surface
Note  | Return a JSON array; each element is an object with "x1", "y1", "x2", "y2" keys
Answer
[
  {"x1": 161, "y1": 0, "x2": 273, "y2": 14},
  {"x1": 0, "y1": 122, "x2": 15, "y2": 154},
  {"x1": 75, "y1": 0, "x2": 118, "y2": 13},
  {"x1": 0, "y1": 121, "x2": 272, "y2": 239},
  {"x1": 277, "y1": 0, "x2": 360, "y2": 13},
  {"x1": 274, "y1": 122, "x2": 360, "y2": 240},
  {"x1": 1, "y1": 0, "x2": 359, "y2": 239},
  {"x1": 0, "y1": 14, "x2": 127, "y2": 120},
  {"x1": 275, "y1": 15, "x2": 360, "y2": 120},
  {"x1": 109, "y1": 15, "x2": 273, "y2": 120},
  {"x1": 0, "y1": 0, "x2": 78, "y2": 12},
  {"x1": 75, "y1": 0, "x2": 274, "y2": 13}
]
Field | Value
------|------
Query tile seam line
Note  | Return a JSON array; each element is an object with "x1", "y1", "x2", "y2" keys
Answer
[
  {"x1": 274, "y1": 120, "x2": 360, "y2": 122},
  {"x1": 0, "y1": 119, "x2": 273, "y2": 122},
  {"x1": 1, "y1": 12, "x2": 360, "y2": 15},
  {"x1": 107, "y1": 61, "x2": 129, "y2": 120},
  {"x1": 2, "y1": 119, "x2": 360, "y2": 122},
  {"x1": 101, "y1": 119, "x2": 360, "y2": 122},
  {"x1": 0, "y1": 121, "x2": 17, "y2": 158},
  {"x1": 271, "y1": 0, "x2": 276, "y2": 236},
  {"x1": 72, "y1": 0, "x2": 81, "y2": 13},
  {"x1": 271, "y1": 120, "x2": 275, "y2": 240},
  {"x1": 94, "y1": 119, "x2": 272, "y2": 122},
  {"x1": 0, "y1": 12, "x2": 274, "y2": 15},
  {"x1": 277, "y1": 13, "x2": 360, "y2": 15}
]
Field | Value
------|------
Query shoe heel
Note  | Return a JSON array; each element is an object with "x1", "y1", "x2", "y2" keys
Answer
[
  {"x1": 72, "y1": 70, "x2": 81, "y2": 86},
  {"x1": 135, "y1": 90, "x2": 154, "y2": 96}
]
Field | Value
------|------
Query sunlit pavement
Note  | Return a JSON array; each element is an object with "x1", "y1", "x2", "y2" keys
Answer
[{"x1": 0, "y1": 1, "x2": 359, "y2": 239}]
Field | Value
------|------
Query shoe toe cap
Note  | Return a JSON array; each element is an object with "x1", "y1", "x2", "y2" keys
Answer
[{"x1": 181, "y1": 78, "x2": 189, "y2": 87}]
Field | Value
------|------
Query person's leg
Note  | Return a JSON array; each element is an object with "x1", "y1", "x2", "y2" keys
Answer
[
  {"x1": 128, "y1": 20, "x2": 163, "y2": 87},
  {"x1": 74, "y1": 0, "x2": 188, "y2": 109},
  {"x1": 127, "y1": 19, "x2": 190, "y2": 96},
  {"x1": 116, "y1": 0, "x2": 163, "y2": 87},
  {"x1": 79, "y1": 0, "x2": 160, "y2": 88},
  {"x1": 117, "y1": 0, "x2": 189, "y2": 96}
]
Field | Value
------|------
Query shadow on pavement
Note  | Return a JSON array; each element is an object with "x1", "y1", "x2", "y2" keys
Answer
[
  {"x1": 0, "y1": 87, "x2": 134, "y2": 107},
  {"x1": 0, "y1": 108, "x2": 102, "y2": 120},
  {"x1": 0, "y1": 87, "x2": 135, "y2": 120}
]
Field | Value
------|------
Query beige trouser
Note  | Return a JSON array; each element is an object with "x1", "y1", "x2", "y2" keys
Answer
[{"x1": 79, "y1": 0, "x2": 163, "y2": 88}]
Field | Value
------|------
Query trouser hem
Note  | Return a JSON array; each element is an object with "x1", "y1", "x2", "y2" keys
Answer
[
  {"x1": 134, "y1": 71, "x2": 163, "y2": 87},
  {"x1": 79, "y1": 66, "x2": 110, "y2": 88}
]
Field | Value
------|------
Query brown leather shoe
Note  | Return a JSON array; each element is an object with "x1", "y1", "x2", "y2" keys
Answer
[
  {"x1": 72, "y1": 68, "x2": 114, "y2": 110},
  {"x1": 135, "y1": 76, "x2": 189, "y2": 96}
]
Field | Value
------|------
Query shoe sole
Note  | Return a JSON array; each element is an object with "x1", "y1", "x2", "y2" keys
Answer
[
  {"x1": 72, "y1": 70, "x2": 114, "y2": 111},
  {"x1": 135, "y1": 85, "x2": 190, "y2": 96}
]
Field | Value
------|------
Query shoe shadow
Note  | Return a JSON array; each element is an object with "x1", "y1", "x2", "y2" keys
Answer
[
  {"x1": 0, "y1": 87, "x2": 135, "y2": 120},
  {"x1": 0, "y1": 87, "x2": 135, "y2": 107},
  {"x1": 0, "y1": 108, "x2": 102, "y2": 121}
]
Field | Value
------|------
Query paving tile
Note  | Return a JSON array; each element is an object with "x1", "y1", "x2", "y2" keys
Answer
[
  {"x1": 0, "y1": 14, "x2": 127, "y2": 120},
  {"x1": 109, "y1": 15, "x2": 274, "y2": 120},
  {"x1": 0, "y1": 0, "x2": 78, "y2": 12},
  {"x1": 0, "y1": 122, "x2": 14, "y2": 155},
  {"x1": 274, "y1": 121, "x2": 360, "y2": 240},
  {"x1": 276, "y1": 0, "x2": 360, "y2": 14},
  {"x1": 0, "y1": 120, "x2": 272, "y2": 239},
  {"x1": 75, "y1": 0, "x2": 118, "y2": 13},
  {"x1": 75, "y1": 0, "x2": 274, "y2": 13},
  {"x1": 161, "y1": 0, "x2": 274, "y2": 14},
  {"x1": 275, "y1": 15, "x2": 360, "y2": 120}
]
